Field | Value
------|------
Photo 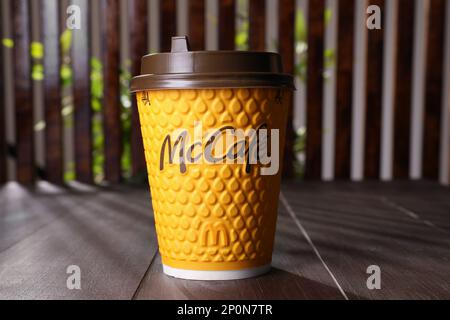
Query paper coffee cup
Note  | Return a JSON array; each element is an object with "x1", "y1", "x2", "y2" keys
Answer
[{"x1": 131, "y1": 37, "x2": 294, "y2": 280}]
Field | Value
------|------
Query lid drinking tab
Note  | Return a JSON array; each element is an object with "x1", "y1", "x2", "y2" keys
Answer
[{"x1": 171, "y1": 36, "x2": 191, "y2": 53}]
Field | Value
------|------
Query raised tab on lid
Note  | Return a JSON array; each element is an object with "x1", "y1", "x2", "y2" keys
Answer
[{"x1": 171, "y1": 36, "x2": 191, "y2": 53}]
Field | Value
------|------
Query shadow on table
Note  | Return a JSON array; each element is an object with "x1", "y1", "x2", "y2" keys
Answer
[{"x1": 136, "y1": 256, "x2": 361, "y2": 300}]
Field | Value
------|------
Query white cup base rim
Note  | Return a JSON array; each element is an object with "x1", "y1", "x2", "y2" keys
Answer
[{"x1": 162, "y1": 264, "x2": 271, "y2": 281}]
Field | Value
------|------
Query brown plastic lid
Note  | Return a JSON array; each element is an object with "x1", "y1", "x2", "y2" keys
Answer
[{"x1": 130, "y1": 36, "x2": 295, "y2": 92}]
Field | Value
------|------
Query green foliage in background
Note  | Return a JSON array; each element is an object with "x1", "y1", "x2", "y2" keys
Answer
[
  {"x1": 232, "y1": 0, "x2": 315, "y2": 177},
  {"x1": 235, "y1": 20, "x2": 249, "y2": 51},
  {"x1": 292, "y1": 7, "x2": 335, "y2": 177},
  {"x1": 120, "y1": 60, "x2": 133, "y2": 180},
  {"x1": 31, "y1": 42, "x2": 44, "y2": 81},
  {"x1": 90, "y1": 57, "x2": 105, "y2": 183},
  {"x1": 1, "y1": 4, "x2": 335, "y2": 182},
  {"x1": 2, "y1": 38, "x2": 14, "y2": 48},
  {"x1": 60, "y1": 29, "x2": 73, "y2": 88},
  {"x1": 235, "y1": 0, "x2": 249, "y2": 51},
  {"x1": 60, "y1": 29, "x2": 75, "y2": 182},
  {"x1": 294, "y1": 7, "x2": 334, "y2": 82}
]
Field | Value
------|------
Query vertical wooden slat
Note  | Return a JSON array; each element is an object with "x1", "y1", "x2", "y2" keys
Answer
[
  {"x1": 278, "y1": 0, "x2": 295, "y2": 178},
  {"x1": 334, "y1": 0, "x2": 355, "y2": 179},
  {"x1": 249, "y1": 0, "x2": 266, "y2": 51},
  {"x1": 42, "y1": 0, "x2": 63, "y2": 184},
  {"x1": 101, "y1": 0, "x2": 121, "y2": 183},
  {"x1": 393, "y1": 0, "x2": 415, "y2": 179},
  {"x1": 218, "y1": 0, "x2": 236, "y2": 50},
  {"x1": 128, "y1": 0, "x2": 147, "y2": 177},
  {"x1": 364, "y1": 0, "x2": 385, "y2": 179},
  {"x1": 160, "y1": 0, "x2": 177, "y2": 52},
  {"x1": 13, "y1": 0, "x2": 34, "y2": 184},
  {"x1": 0, "y1": 3, "x2": 6, "y2": 183},
  {"x1": 188, "y1": 0, "x2": 205, "y2": 51},
  {"x1": 305, "y1": 0, "x2": 325, "y2": 179},
  {"x1": 72, "y1": 0, "x2": 92, "y2": 183},
  {"x1": 423, "y1": 0, "x2": 446, "y2": 179}
]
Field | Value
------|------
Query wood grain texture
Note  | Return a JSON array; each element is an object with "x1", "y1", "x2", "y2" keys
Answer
[
  {"x1": 13, "y1": 0, "x2": 34, "y2": 184},
  {"x1": 423, "y1": 0, "x2": 446, "y2": 179},
  {"x1": 101, "y1": 0, "x2": 122, "y2": 183},
  {"x1": 334, "y1": 0, "x2": 355, "y2": 179},
  {"x1": 218, "y1": 0, "x2": 236, "y2": 50},
  {"x1": 364, "y1": 0, "x2": 385, "y2": 179},
  {"x1": 72, "y1": 0, "x2": 93, "y2": 183},
  {"x1": 0, "y1": 183, "x2": 70, "y2": 253},
  {"x1": 188, "y1": 0, "x2": 205, "y2": 51},
  {"x1": 1, "y1": 181, "x2": 450, "y2": 299},
  {"x1": 249, "y1": 0, "x2": 266, "y2": 51},
  {"x1": 0, "y1": 184, "x2": 156, "y2": 299},
  {"x1": 134, "y1": 201, "x2": 346, "y2": 300},
  {"x1": 392, "y1": 0, "x2": 415, "y2": 179},
  {"x1": 282, "y1": 181, "x2": 450, "y2": 299},
  {"x1": 0, "y1": 3, "x2": 5, "y2": 184},
  {"x1": 305, "y1": 0, "x2": 325, "y2": 180},
  {"x1": 128, "y1": 0, "x2": 147, "y2": 177},
  {"x1": 42, "y1": 0, "x2": 63, "y2": 184},
  {"x1": 160, "y1": 0, "x2": 177, "y2": 52},
  {"x1": 365, "y1": 182, "x2": 450, "y2": 233},
  {"x1": 278, "y1": 0, "x2": 296, "y2": 178}
]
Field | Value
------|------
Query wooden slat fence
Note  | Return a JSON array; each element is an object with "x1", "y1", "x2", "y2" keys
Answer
[
  {"x1": 305, "y1": 0, "x2": 325, "y2": 180},
  {"x1": 128, "y1": 0, "x2": 147, "y2": 176},
  {"x1": 101, "y1": 0, "x2": 121, "y2": 183},
  {"x1": 13, "y1": 0, "x2": 34, "y2": 184},
  {"x1": 278, "y1": 0, "x2": 296, "y2": 178},
  {"x1": 335, "y1": 0, "x2": 355, "y2": 179},
  {"x1": 364, "y1": 0, "x2": 385, "y2": 179},
  {"x1": 219, "y1": 0, "x2": 236, "y2": 50},
  {"x1": 393, "y1": 0, "x2": 415, "y2": 179},
  {"x1": 0, "y1": 0, "x2": 5, "y2": 183},
  {"x1": 423, "y1": 0, "x2": 447, "y2": 179},
  {"x1": 188, "y1": 0, "x2": 205, "y2": 51},
  {"x1": 72, "y1": 0, "x2": 92, "y2": 184},
  {"x1": 42, "y1": 0, "x2": 63, "y2": 184},
  {"x1": 0, "y1": 0, "x2": 448, "y2": 186}
]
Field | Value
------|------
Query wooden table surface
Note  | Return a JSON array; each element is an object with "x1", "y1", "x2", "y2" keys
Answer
[{"x1": 0, "y1": 181, "x2": 449, "y2": 300}]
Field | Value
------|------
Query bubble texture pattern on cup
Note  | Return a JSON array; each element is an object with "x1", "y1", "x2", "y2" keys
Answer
[{"x1": 137, "y1": 88, "x2": 289, "y2": 271}]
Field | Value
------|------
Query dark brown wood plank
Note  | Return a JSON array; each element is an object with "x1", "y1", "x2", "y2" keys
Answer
[
  {"x1": 392, "y1": 0, "x2": 415, "y2": 179},
  {"x1": 282, "y1": 181, "x2": 450, "y2": 299},
  {"x1": 0, "y1": 185, "x2": 157, "y2": 299},
  {"x1": 13, "y1": 0, "x2": 34, "y2": 184},
  {"x1": 344, "y1": 180, "x2": 450, "y2": 232},
  {"x1": 334, "y1": 0, "x2": 355, "y2": 179},
  {"x1": 0, "y1": 183, "x2": 70, "y2": 253},
  {"x1": 278, "y1": 0, "x2": 296, "y2": 178},
  {"x1": 422, "y1": 0, "x2": 446, "y2": 179},
  {"x1": 160, "y1": 0, "x2": 177, "y2": 52},
  {"x1": 249, "y1": 0, "x2": 266, "y2": 51},
  {"x1": 364, "y1": 0, "x2": 385, "y2": 179},
  {"x1": 135, "y1": 201, "x2": 346, "y2": 299},
  {"x1": 383, "y1": 190, "x2": 450, "y2": 233},
  {"x1": 72, "y1": 0, "x2": 93, "y2": 183},
  {"x1": 218, "y1": 0, "x2": 236, "y2": 50},
  {"x1": 0, "y1": 3, "x2": 6, "y2": 184},
  {"x1": 128, "y1": 0, "x2": 147, "y2": 177},
  {"x1": 42, "y1": 0, "x2": 63, "y2": 184},
  {"x1": 305, "y1": 0, "x2": 325, "y2": 180},
  {"x1": 101, "y1": 0, "x2": 122, "y2": 183},
  {"x1": 188, "y1": 0, "x2": 205, "y2": 51}
]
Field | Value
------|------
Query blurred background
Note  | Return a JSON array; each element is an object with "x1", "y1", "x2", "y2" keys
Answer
[{"x1": 0, "y1": 0, "x2": 449, "y2": 186}]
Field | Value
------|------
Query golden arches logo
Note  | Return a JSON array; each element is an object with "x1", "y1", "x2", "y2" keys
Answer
[{"x1": 200, "y1": 222, "x2": 230, "y2": 247}]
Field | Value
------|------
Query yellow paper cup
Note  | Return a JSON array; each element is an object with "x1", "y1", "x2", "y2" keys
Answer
[{"x1": 132, "y1": 37, "x2": 294, "y2": 280}]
